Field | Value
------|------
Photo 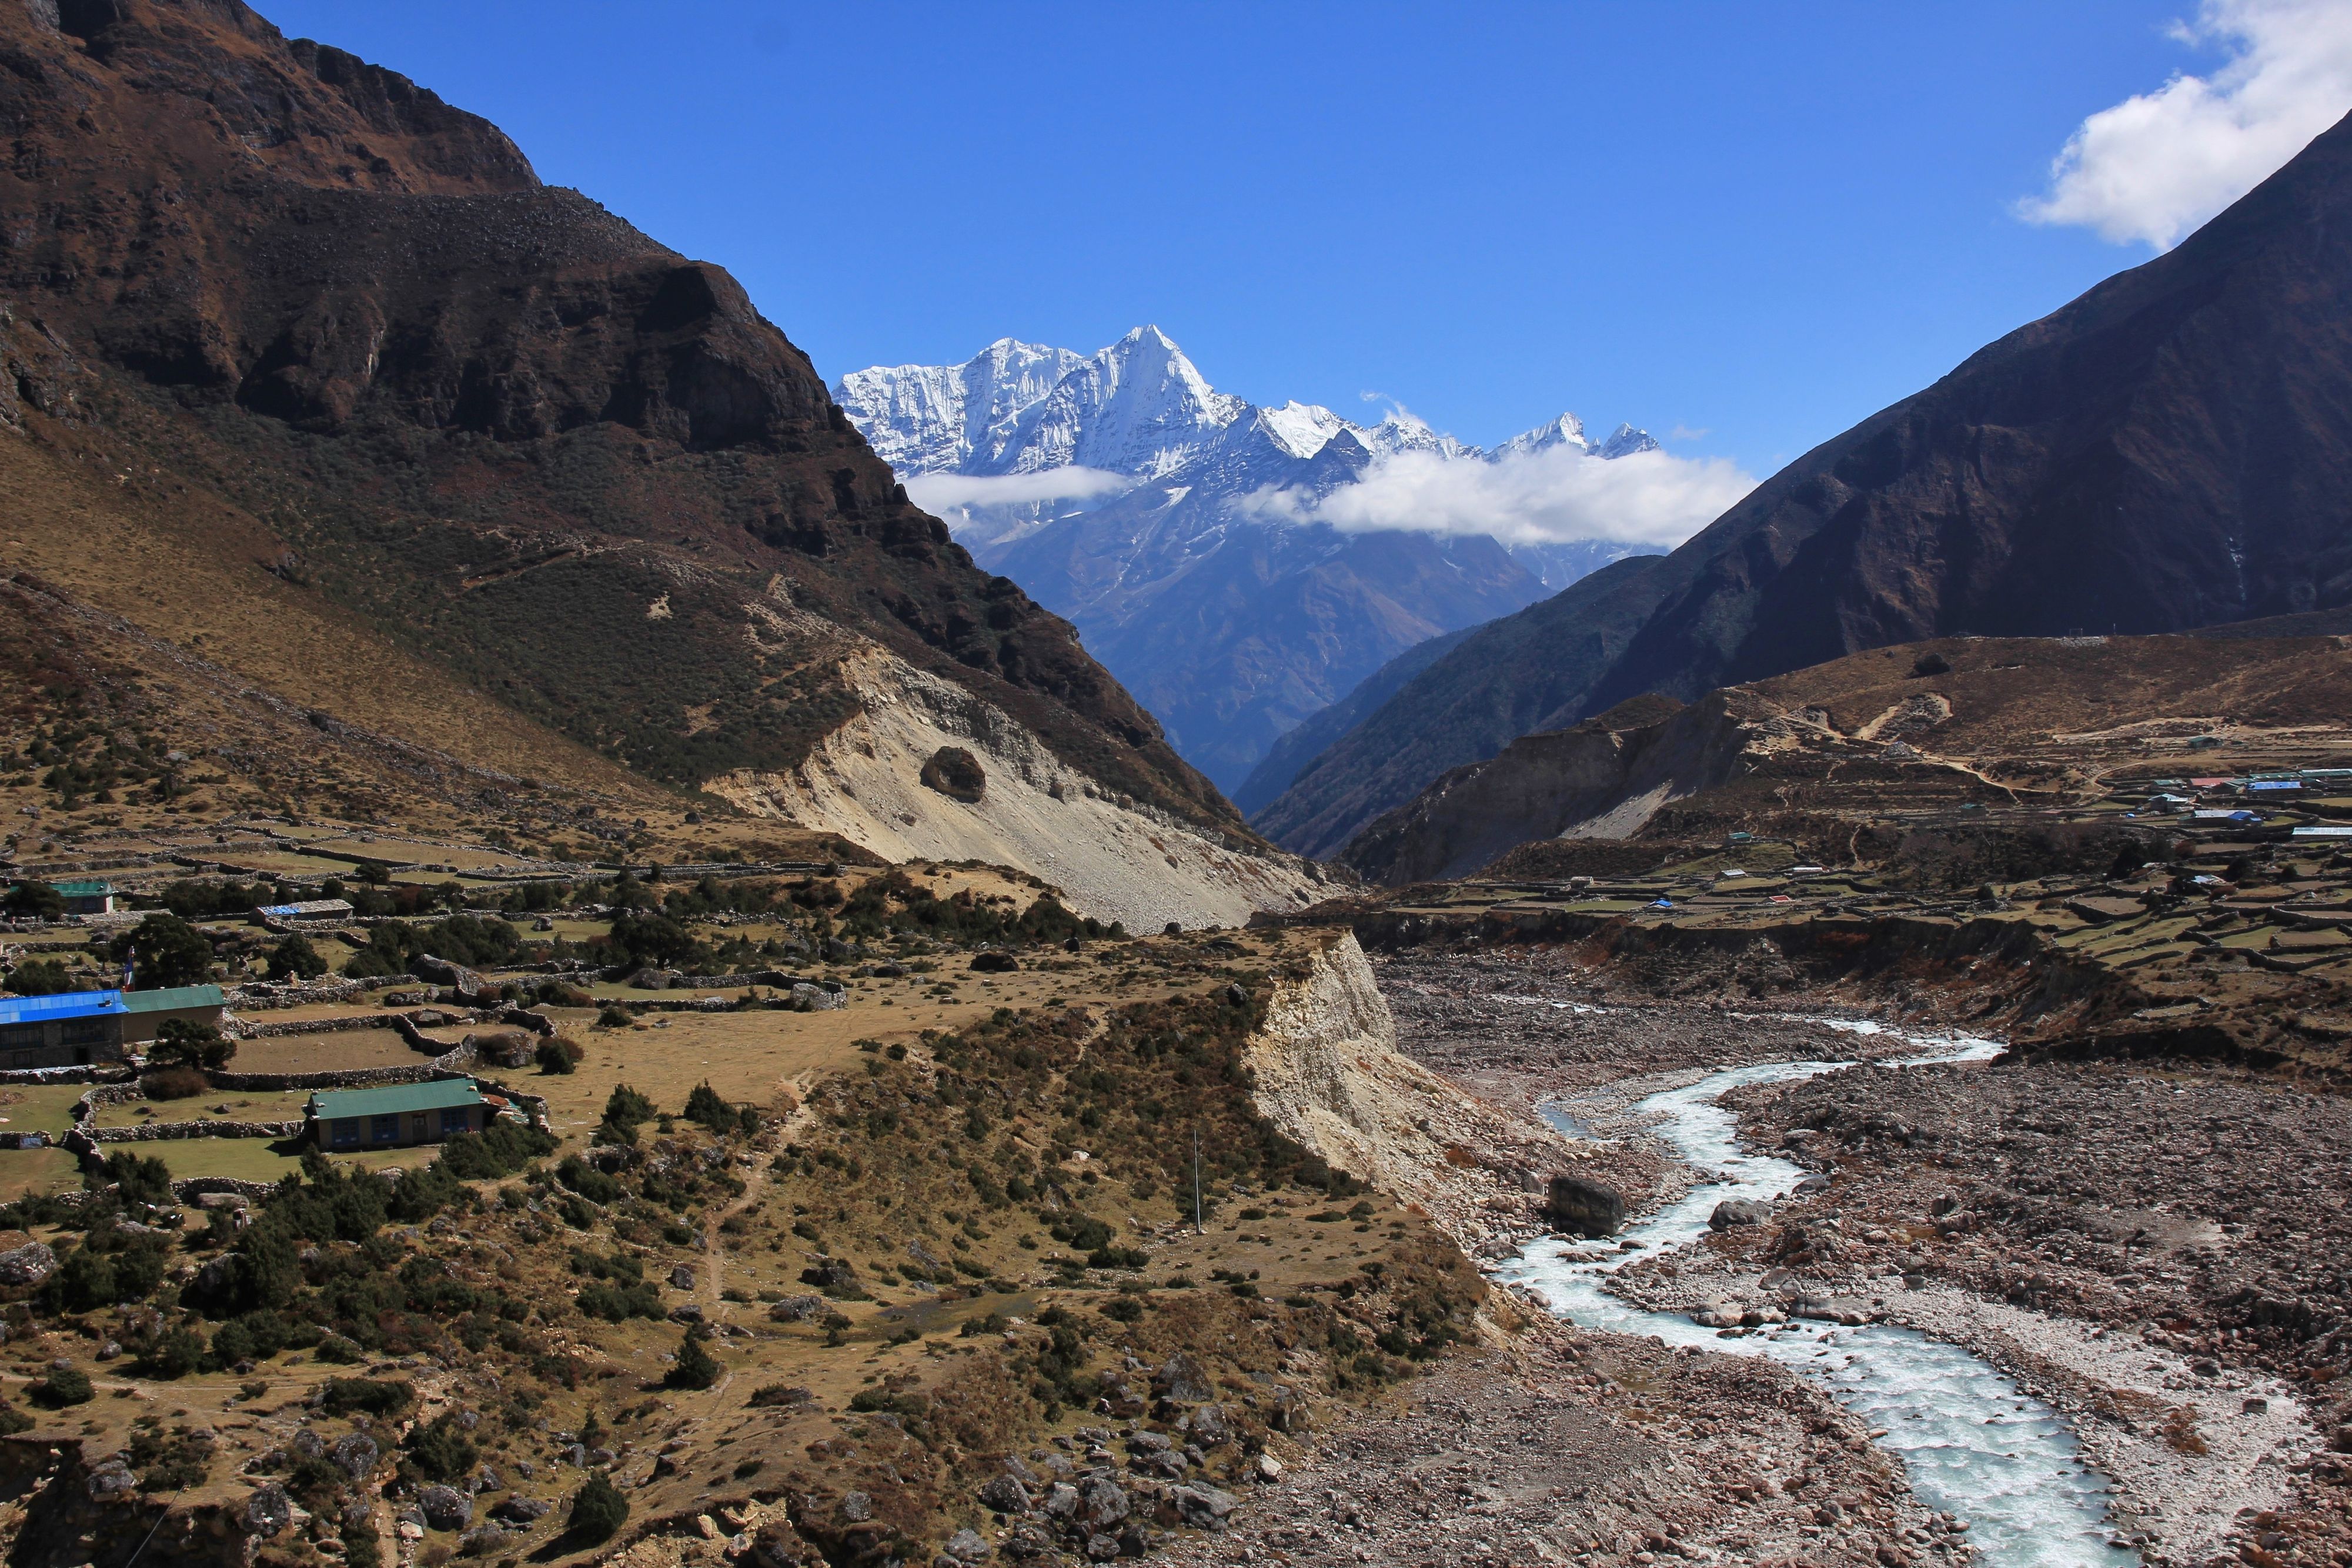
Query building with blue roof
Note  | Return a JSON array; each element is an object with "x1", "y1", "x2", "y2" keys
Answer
[{"x1": 0, "y1": 984, "x2": 224, "y2": 1068}]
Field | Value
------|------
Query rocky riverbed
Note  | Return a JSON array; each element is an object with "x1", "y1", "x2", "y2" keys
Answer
[
  {"x1": 1160, "y1": 1314, "x2": 1943, "y2": 1568},
  {"x1": 1221, "y1": 945, "x2": 2352, "y2": 1568}
]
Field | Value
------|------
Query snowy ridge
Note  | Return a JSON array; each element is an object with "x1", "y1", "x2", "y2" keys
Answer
[{"x1": 832, "y1": 324, "x2": 1653, "y2": 506}]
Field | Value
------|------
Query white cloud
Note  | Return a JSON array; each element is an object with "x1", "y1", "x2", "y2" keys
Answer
[
  {"x1": 2019, "y1": 0, "x2": 2352, "y2": 249},
  {"x1": 902, "y1": 466, "x2": 1132, "y2": 513},
  {"x1": 1238, "y1": 444, "x2": 1756, "y2": 550},
  {"x1": 1667, "y1": 423, "x2": 1711, "y2": 442}
]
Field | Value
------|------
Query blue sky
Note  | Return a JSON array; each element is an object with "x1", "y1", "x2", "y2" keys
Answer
[{"x1": 268, "y1": 1, "x2": 2338, "y2": 477}]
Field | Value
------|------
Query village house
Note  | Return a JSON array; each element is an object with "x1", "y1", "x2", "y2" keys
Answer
[
  {"x1": 254, "y1": 898, "x2": 355, "y2": 925},
  {"x1": 53, "y1": 880, "x2": 113, "y2": 915},
  {"x1": 0, "y1": 984, "x2": 225, "y2": 1069},
  {"x1": 306, "y1": 1078, "x2": 489, "y2": 1150}
]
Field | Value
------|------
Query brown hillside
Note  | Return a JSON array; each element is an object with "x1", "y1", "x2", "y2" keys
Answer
[
  {"x1": 1344, "y1": 631, "x2": 2352, "y2": 884},
  {"x1": 0, "y1": 0, "x2": 1232, "y2": 840}
]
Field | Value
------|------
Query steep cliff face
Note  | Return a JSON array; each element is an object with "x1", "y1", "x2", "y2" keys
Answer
[
  {"x1": 1260, "y1": 107, "x2": 2352, "y2": 858},
  {"x1": 706, "y1": 604, "x2": 1319, "y2": 930},
  {"x1": 0, "y1": 0, "x2": 1247, "y2": 860},
  {"x1": 1244, "y1": 934, "x2": 1591, "y2": 1251}
]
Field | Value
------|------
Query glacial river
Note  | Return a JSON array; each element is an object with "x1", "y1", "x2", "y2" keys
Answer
[{"x1": 1492, "y1": 1024, "x2": 2139, "y2": 1566}]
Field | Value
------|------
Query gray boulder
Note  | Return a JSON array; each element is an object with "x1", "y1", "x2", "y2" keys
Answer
[
  {"x1": 943, "y1": 1527, "x2": 991, "y2": 1561},
  {"x1": 1155, "y1": 1352, "x2": 1213, "y2": 1403},
  {"x1": 410, "y1": 954, "x2": 487, "y2": 995},
  {"x1": 1080, "y1": 1477, "x2": 1127, "y2": 1528},
  {"x1": 1187, "y1": 1403, "x2": 1232, "y2": 1447},
  {"x1": 1167, "y1": 1485, "x2": 1237, "y2": 1531},
  {"x1": 978, "y1": 1474, "x2": 1031, "y2": 1513},
  {"x1": 332, "y1": 1433, "x2": 379, "y2": 1479},
  {"x1": 85, "y1": 1459, "x2": 139, "y2": 1503},
  {"x1": 1710, "y1": 1199, "x2": 1771, "y2": 1231},
  {"x1": 417, "y1": 1485, "x2": 472, "y2": 1531},
  {"x1": 0, "y1": 1241, "x2": 57, "y2": 1287},
  {"x1": 242, "y1": 1483, "x2": 293, "y2": 1536},
  {"x1": 493, "y1": 1496, "x2": 553, "y2": 1524}
]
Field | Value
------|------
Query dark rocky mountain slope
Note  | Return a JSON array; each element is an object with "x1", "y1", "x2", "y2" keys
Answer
[
  {"x1": 0, "y1": 0, "x2": 1235, "y2": 845},
  {"x1": 1257, "y1": 107, "x2": 2352, "y2": 860}
]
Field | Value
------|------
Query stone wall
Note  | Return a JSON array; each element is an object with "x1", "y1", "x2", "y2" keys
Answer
[
  {"x1": 0, "y1": 1066, "x2": 134, "y2": 1086},
  {"x1": 87, "y1": 1119, "x2": 303, "y2": 1142}
]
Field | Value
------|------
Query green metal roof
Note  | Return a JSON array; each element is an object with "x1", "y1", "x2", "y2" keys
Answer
[
  {"x1": 122, "y1": 985, "x2": 225, "y2": 1014},
  {"x1": 307, "y1": 1078, "x2": 485, "y2": 1122},
  {"x1": 51, "y1": 880, "x2": 112, "y2": 897}
]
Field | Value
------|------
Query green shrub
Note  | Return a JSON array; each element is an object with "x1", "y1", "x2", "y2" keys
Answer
[
  {"x1": 2, "y1": 882, "x2": 65, "y2": 920},
  {"x1": 132, "y1": 1325, "x2": 206, "y2": 1379},
  {"x1": 567, "y1": 1474, "x2": 630, "y2": 1544},
  {"x1": 114, "y1": 914, "x2": 214, "y2": 989},
  {"x1": 5, "y1": 958, "x2": 72, "y2": 994},
  {"x1": 574, "y1": 1281, "x2": 663, "y2": 1323},
  {"x1": 666, "y1": 1331, "x2": 719, "y2": 1390},
  {"x1": 140, "y1": 1066, "x2": 209, "y2": 1101},
  {"x1": 556, "y1": 1156, "x2": 620, "y2": 1205},
  {"x1": 89, "y1": 1147, "x2": 174, "y2": 1213},
  {"x1": 536, "y1": 1037, "x2": 584, "y2": 1075},
  {"x1": 682, "y1": 1081, "x2": 734, "y2": 1134},
  {"x1": 265, "y1": 935, "x2": 328, "y2": 982},
  {"x1": 31, "y1": 1368, "x2": 91, "y2": 1407},
  {"x1": 149, "y1": 1017, "x2": 233, "y2": 1069},
  {"x1": 401, "y1": 1412, "x2": 477, "y2": 1484},
  {"x1": 437, "y1": 1120, "x2": 557, "y2": 1181},
  {"x1": 318, "y1": 1378, "x2": 413, "y2": 1417}
]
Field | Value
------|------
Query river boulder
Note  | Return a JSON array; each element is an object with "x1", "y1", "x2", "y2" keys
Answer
[
  {"x1": 1709, "y1": 1199, "x2": 1771, "y2": 1231},
  {"x1": 1545, "y1": 1174, "x2": 1625, "y2": 1237}
]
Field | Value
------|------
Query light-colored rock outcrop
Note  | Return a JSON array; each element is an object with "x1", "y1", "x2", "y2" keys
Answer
[
  {"x1": 707, "y1": 641, "x2": 1317, "y2": 932},
  {"x1": 1244, "y1": 933, "x2": 1591, "y2": 1257}
]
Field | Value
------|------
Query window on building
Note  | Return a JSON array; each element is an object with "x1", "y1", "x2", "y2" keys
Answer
[
  {"x1": 439, "y1": 1106, "x2": 470, "y2": 1136},
  {"x1": 59, "y1": 1019, "x2": 111, "y2": 1048},
  {"x1": 331, "y1": 1119, "x2": 359, "y2": 1148},
  {"x1": 372, "y1": 1114, "x2": 400, "y2": 1143}
]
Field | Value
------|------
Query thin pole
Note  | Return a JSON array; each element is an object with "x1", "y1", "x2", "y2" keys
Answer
[{"x1": 1192, "y1": 1129, "x2": 1202, "y2": 1234}]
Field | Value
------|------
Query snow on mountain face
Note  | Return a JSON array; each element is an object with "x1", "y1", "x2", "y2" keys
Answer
[
  {"x1": 836, "y1": 326, "x2": 1246, "y2": 483},
  {"x1": 836, "y1": 325, "x2": 1649, "y2": 507},
  {"x1": 835, "y1": 338, "x2": 1084, "y2": 476},
  {"x1": 831, "y1": 327, "x2": 1668, "y2": 792}
]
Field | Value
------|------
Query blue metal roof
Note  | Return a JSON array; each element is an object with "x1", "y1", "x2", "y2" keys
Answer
[{"x1": 0, "y1": 989, "x2": 126, "y2": 1026}]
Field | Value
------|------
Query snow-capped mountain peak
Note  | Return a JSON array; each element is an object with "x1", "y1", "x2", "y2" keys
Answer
[
  {"x1": 1594, "y1": 421, "x2": 1662, "y2": 459},
  {"x1": 1489, "y1": 412, "x2": 1591, "y2": 461},
  {"x1": 1258, "y1": 399, "x2": 1348, "y2": 460}
]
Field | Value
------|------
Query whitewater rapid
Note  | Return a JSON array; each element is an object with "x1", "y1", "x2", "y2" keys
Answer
[{"x1": 1494, "y1": 1028, "x2": 2139, "y2": 1567}]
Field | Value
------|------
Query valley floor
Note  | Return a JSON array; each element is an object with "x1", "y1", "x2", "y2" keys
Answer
[{"x1": 1211, "y1": 947, "x2": 2348, "y2": 1568}]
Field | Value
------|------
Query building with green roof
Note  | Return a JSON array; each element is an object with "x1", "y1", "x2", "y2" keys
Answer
[
  {"x1": 51, "y1": 880, "x2": 113, "y2": 915},
  {"x1": 306, "y1": 1078, "x2": 488, "y2": 1150}
]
